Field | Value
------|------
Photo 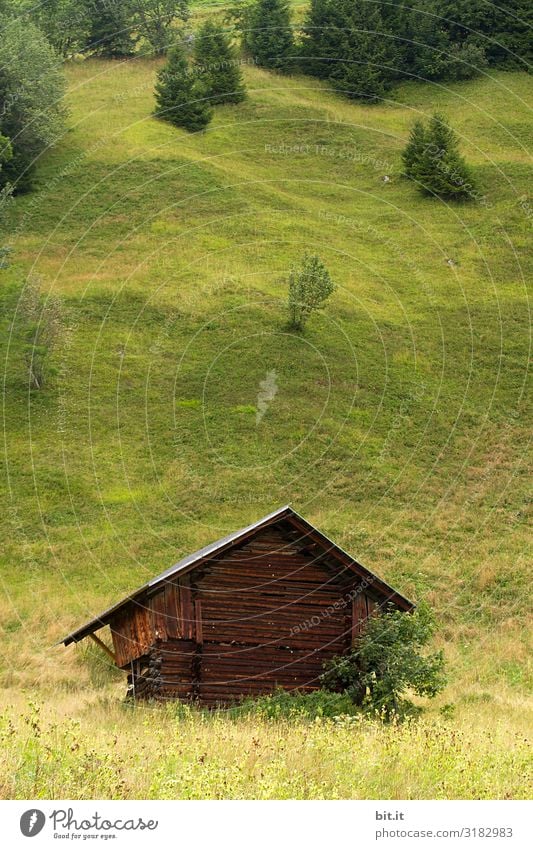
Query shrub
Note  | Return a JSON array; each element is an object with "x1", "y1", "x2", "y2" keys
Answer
[
  {"x1": 194, "y1": 19, "x2": 246, "y2": 105},
  {"x1": 441, "y1": 40, "x2": 488, "y2": 81},
  {"x1": 287, "y1": 254, "x2": 336, "y2": 331},
  {"x1": 154, "y1": 44, "x2": 213, "y2": 132},
  {"x1": 232, "y1": 689, "x2": 357, "y2": 719},
  {"x1": 321, "y1": 602, "x2": 446, "y2": 719},
  {"x1": 411, "y1": 33, "x2": 487, "y2": 82}
]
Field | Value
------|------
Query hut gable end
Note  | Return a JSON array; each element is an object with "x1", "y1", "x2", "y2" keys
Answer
[{"x1": 195, "y1": 525, "x2": 358, "y2": 648}]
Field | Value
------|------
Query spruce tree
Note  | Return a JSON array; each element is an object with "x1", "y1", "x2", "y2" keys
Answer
[
  {"x1": 154, "y1": 44, "x2": 213, "y2": 132},
  {"x1": 85, "y1": 0, "x2": 136, "y2": 58},
  {"x1": 301, "y1": 0, "x2": 397, "y2": 101},
  {"x1": 194, "y1": 20, "x2": 246, "y2": 104},
  {"x1": 437, "y1": 0, "x2": 532, "y2": 68},
  {"x1": 247, "y1": 0, "x2": 295, "y2": 72},
  {"x1": 402, "y1": 119, "x2": 428, "y2": 178},
  {"x1": 329, "y1": 1, "x2": 397, "y2": 101},
  {"x1": 404, "y1": 113, "x2": 477, "y2": 200},
  {"x1": 404, "y1": 1, "x2": 486, "y2": 82},
  {"x1": 376, "y1": 0, "x2": 411, "y2": 77},
  {"x1": 300, "y1": 0, "x2": 350, "y2": 79}
]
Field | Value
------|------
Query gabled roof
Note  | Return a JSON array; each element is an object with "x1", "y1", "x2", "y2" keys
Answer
[{"x1": 60, "y1": 506, "x2": 414, "y2": 646}]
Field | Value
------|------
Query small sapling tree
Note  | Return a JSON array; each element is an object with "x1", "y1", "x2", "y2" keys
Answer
[
  {"x1": 154, "y1": 43, "x2": 213, "y2": 132},
  {"x1": 287, "y1": 254, "x2": 336, "y2": 331},
  {"x1": 18, "y1": 276, "x2": 62, "y2": 390},
  {"x1": 321, "y1": 601, "x2": 446, "y2": 719}
]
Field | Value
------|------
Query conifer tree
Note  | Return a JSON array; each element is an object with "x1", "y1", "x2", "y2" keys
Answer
[
  {"x1": 194, "y1": 20, "x2": 245, "y2": 104},
  {"x1": 154, "y1": 44, "x2": 213, "y2": 132},
  {"x1": 247, "y1": 0, "x2": 294, "y2": 72},
  {"x1": 300, "y1": 0, "x2": 349, "y2": 79},
  {"x1": 403, "y1": 113, "x2": 477, "y2": 200},
  {"x1": 401, "y1": 119, "x2": 428, "y2": 178},
  {"x1": 404, "y1": 1, "x2": 486, "y2": 82},
  {"x1": 375, "y1": 0, "x2": 412, "y2": 77},
  {"x1": 437, "y1": 0, "x2": 532, "y2": 68},
  {"x1": 301, "y1": 0, "x2": 397, "y2": 101}
]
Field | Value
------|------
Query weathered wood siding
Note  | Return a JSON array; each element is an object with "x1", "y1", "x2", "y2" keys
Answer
[
  {"x1": 118, "y1": 525, "x2": 380, "y2": 704},
  {"x1": 111, "y1": 580, "x2": 192, "y2": 668}
]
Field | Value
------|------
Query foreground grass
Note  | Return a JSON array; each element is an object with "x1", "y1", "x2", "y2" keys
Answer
[{"x1": 1, "y1": 693, "x2": 530, "y2": 800}]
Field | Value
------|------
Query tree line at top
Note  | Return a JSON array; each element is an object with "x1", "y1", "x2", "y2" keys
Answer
[
  {"x1": 0, "y1": 0, "x2": 530, "y2": 195},
  {"x1": 237, "y1": 0, "x2": 531, "y2": 99},
  {"x1": 1, "y1": 0, "x2": 530, "y2": 68}
]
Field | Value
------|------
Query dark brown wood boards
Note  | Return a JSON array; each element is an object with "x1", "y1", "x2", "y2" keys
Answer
[{"x1": 115, "y1": 524, "x2": 381, "y2": 705}]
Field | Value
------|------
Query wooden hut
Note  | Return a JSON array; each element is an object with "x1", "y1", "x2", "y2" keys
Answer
[{"x1": 61, "y1": 506, "x2": 414, "y2": 704}]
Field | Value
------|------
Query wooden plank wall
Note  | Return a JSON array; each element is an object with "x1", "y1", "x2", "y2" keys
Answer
[
  {"x1": 185, "y1": 527, "x2": 372, "y2": 705},
  {"x1": 351, "y1": 593, "x2": 377, "y2": 645},
  {"x1": 111, "y1": 604, "x2": 154, "y2": 669},
  {"x1": 115, "y1": 525, "x2": 380, "y2": 704},
  {"x1": 111, "y1": 579, "x2": 190, "y2": 668}
]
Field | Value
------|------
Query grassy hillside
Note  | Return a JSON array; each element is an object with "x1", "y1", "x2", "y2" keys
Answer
[{"x1": 0, "y1": 54, "x2": 531, "y2": 797}]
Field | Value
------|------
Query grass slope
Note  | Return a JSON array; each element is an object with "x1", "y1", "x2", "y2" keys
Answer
[{"x1": 0, "y1": 56, "x2": 531, "y2": 798}]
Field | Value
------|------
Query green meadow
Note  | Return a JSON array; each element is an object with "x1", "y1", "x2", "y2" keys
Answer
[{"x1": 0, "y1": 46, "x2": 531, "y2": 798}]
